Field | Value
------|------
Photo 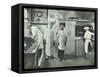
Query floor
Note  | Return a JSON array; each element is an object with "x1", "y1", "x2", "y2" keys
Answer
[
  {"x1": 24, "y1": 47, "x2": 95, "y2": 69},
  {"x1": 41, "y1": 52, "x2": 95, "y2": 68}
]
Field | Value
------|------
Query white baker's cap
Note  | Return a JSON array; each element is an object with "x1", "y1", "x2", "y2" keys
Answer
[{"x1": 84, "y1": 27, "x2": 89, "y2": 30}]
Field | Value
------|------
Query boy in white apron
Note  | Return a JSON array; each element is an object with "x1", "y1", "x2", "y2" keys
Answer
[{"x1": 57, "y1": 23, "x2": 67, "y2": 61}]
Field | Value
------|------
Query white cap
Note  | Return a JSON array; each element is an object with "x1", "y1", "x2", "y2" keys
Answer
[{"x1": 84, "y1": 27, "x2": 89, "y2": 30}]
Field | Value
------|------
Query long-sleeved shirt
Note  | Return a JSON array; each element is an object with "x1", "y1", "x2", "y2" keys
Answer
[{"x1": 84, "y1": 30, "x2": 94, "y2": 40}]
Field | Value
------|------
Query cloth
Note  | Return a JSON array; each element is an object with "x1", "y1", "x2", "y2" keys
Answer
[{"x1": 57, "y1": 30, "x2": 67, "y2": 50}]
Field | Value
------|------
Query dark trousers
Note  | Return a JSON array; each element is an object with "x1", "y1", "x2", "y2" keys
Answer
[
  {"x1": 35, "y1": 49, "x2": 42, "y2": 67},
  {"x1": 58, "y1": 49, "x2": 64, "y2": 60}
]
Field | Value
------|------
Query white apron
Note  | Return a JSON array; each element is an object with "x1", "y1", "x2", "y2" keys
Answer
[{"x1": 57, "y1": 30, "x2": 67, "y2": 50}]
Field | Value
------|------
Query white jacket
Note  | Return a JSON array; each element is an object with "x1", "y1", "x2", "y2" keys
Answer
[{"x1": 31, "y1": 26, "x2": 43, "y2": 49}]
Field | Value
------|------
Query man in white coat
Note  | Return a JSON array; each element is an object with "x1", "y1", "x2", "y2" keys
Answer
[
  {"x1": 31, "y1": 25, "x2": 44, "y2": 68},
  {"x1": 84, "y1": 27, "x2": 94, "y2": 57},
  {"x1": 44, "y1": 21, "x2": 55, "y2": 59}
]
